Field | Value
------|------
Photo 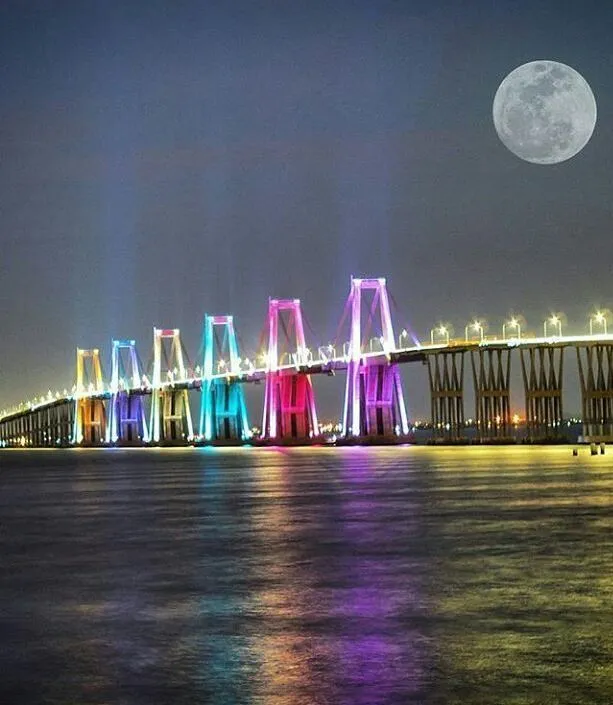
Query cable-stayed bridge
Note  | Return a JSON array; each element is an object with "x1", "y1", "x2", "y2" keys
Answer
[{"x1": 1, "y1": 277, "x2": 613, "y2": 447}]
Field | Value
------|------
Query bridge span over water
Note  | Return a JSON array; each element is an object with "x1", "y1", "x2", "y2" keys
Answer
[{"x1": 2, "y1": 277, "x2": 613, "y2": 447}]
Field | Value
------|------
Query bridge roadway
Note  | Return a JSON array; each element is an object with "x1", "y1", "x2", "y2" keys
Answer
[
  {"x1": 0, "y1": 347, "x2": 427, "y2": 418},
  {"x1": 2, "y1": 333, "x2": 613, "y2": 445}
]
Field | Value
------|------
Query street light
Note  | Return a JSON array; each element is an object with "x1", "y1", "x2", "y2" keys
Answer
[
  {"x1": 430, "y1": 325, "x2": 450, "y2": 345},
  {"x1": 544, "y1": 314, "x2": 562, "y2": 338},
  {"x1": 398, "y1": 329, "x2": 409, "y2": 349},
  {"x1": 590, "y1": 311, "x2": 608, "y2": 336},
  {"x1": 367, "y1": 337, "x2": 385, "y2": 352},
  {"x1": 503, "y1": 317, "x2": 521, "y2": 341},
  {"x1": 465, "y1": 321, "x2": 484, "y2": 342},
  {"x1": 295, "y1": 346, "x2": 312, "y2": 365},
  {"x1": 318, "y1": 344, "x2": 335, "y2": 361}
]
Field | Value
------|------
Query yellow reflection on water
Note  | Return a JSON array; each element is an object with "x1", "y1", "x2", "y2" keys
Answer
[
  {"x1": 247, "y1": 454, "x2": 322, "y2": 704},
  {"x1": 422, "y1": 445, "x2": 613, "y2": 705}
]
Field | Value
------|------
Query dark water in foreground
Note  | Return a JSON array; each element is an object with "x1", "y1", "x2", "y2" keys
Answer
[{"x1": 1, "y1": 447, "x2": 612, "y2": 704}]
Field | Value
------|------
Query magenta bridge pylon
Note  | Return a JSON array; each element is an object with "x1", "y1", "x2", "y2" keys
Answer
[
  {"x1": 261, "y1": 298, "x2": 320, "y2": 442},
  {"x1": 341, "y1": 277, "x2": 410, "y2": 440}
]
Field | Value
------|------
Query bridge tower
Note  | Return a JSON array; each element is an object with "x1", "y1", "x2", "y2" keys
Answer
[
  {"x1": 73, "y1": 348, "x2": 107, "y2": 445},
  {"x1": 199, "y1": 315, "x2": 250, "y2": 443},
  {"x1": 341, "y1": 277, "x2": 409, "y2": 440},
  {"x1": 150, "y1": 328, "x2": 194, "y2": 444},
  {"x1": 108, "y1": 339, "x2": 149, "y2": 444},
  {"x1": 427, "y1": 350, "x2": 466, "y2": 441},
  {"x1": 470, "y1": 347, "x2": 512, "y2": 441},
  {"x1": 262, "y1": 299, "x2": 319, "y2": 441},
  {"x1": 576, "y1": 342, "x2": 613, "y2": 442},
  {"x1": 520, "y1": 345, "x2": 565, "y2": 441}
]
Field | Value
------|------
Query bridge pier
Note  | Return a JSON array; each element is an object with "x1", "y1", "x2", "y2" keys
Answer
[
  {"x1": 75, "y1": 397, "x2": 107, "y2": 445},
  {"x1": 199, "y1": 315, "x2": 250, "y2": 443},
  {"x1": 202, "y1": 379, "x2": 250, "y2": 442},
  {"x1": 150, "y1": 328, "x2": 193, "y2": 444},
  {"x1": 520, "y1": 345, "x2": 565, "y2": 441},
  {"x1": 264, "y1": 371, "x2": 319, "y2": 440},
  {"x1": 471, "y1": 347, "x2": 512, "y2": 442},
  {"x1": 152, "y1": 390, "x2": 192, "y2": 443},
  {"x1": 32, "y1": 408, "x2": 45, "y2": 446},
  {"x1": 262, "y1": 299, "x2": 319, "y2": 442},
  {"x1": 576, "y1": 343, "x2": 613, "y2": 442},
  {"x1": 344, "y1": 361, "x2": 408, "y2": 438},
  {"x1": 1, "y1": 410, "x2": 18, "y2": 445},
  {"x1": 110, "y1": 391, "x2": 148, "y2": 445},
  {"x1": 427, "y1": 350, "x2": 465, "y2": 441},
  {"x1": 0, "y1": 399, "x2": 75, "y2": 447},
  {"x1": 341, "y1": 278, "x2": 409, "y2": 441},
  {"x1": 109, "y1": 340, "x2": 148, "y2": 444},
  {"x1": 57, "y1": 400, "x2": 74, "y2": 445},
  {"x1": 73, "y1": 349, "x2": 107, "y2": 445}
]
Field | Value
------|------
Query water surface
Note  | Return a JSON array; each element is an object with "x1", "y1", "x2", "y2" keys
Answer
[{"x1": 1, "y1": 446, "x2": 612, "y2": 704}]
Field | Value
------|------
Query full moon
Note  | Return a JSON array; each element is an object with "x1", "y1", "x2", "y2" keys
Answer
[{"x1": 493, "y1": 60, "x2": 597, "y2": 164}]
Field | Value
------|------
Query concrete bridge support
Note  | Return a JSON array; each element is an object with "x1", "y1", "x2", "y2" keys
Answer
[
  {"x1": 427, "y1": 350, "x2": 465, "y2": 441},
  {"x1": 111, "y1": 391, "x2": 148, "y2": 445},
  {"x1": 264, "y1": 369, "x2": 319, "y2": 440},
  {"x1": 341, "y1": 277, "x2": 409, "y2": 441},
  {"x1": 150, "y1": 328, "x2": 193, "y2": 444},
  {"x1": 109, "y1": 340, "x2": 149, "y2": 444},
  {"x1": 576, "y1": 343, "x2": 613, "y2": 442},
  {"x1": 0, "y1": 400, "x2": 74, "y2": 447},
  {"x1": 520, "y1": 345, "x2": 565, "y2": 441},
  {"x1": 199, "y1": 315, "x2": 250, "y2": 443},
  {"x1": 262, "y1": 299, "x2": 319, "y2": 442},
  {"x1": 75, "y1": 396, "x2": 107, "y2": 445},
  {"x1": 73, "y1": 349, "x2": 107, "y2": 445},
  {"x1": 202, "y1": 379, "x2": 250, "y2": 442},
  {"x1": 471, "y1": 347, "x2": 512, "y2": 441},
  {"x1": 152, "y1": 389, "x2": 192, "y2": 443},
  {"x1": 346, "y1": 361, "x2": 408, "y2": 438},
  {"x1": 55, "y1": 400, "x2": 75, "y2": 445},
  {"x1": 1, "y1": 412, "x2": 23, "y2": 446}
]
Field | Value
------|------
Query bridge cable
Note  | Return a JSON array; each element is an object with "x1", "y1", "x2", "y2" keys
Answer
[
  {"x1": 388, "y1": 288, "x2": 420, "y2": 346},
  {"x1": 301, "y1": 308, "x2": 320, "y2": 348},
  {"x1": 179, "y1": 338, "x2": 194, "y2": 377},
  {"x1": 332, "y1": 296, "x2": 351, "y2": 352}
]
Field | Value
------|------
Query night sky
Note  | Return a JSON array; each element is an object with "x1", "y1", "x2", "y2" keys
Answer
[{"x1": 1, "y1": 0, "x2": 612, "y2": 418}]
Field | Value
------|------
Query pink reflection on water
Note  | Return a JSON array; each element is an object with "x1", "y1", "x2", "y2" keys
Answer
[{"x1": 332, "y1": 450, "x2": 427, "y2": 701}]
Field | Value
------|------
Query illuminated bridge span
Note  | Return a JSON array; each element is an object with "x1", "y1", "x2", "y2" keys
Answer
[{"x1": 1, "y1": 277, "x2": 613, "y2": 447}]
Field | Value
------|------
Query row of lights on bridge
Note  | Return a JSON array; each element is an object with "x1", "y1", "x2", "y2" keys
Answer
[
  {"x1": 427, "y1": 312, "x2": 609, "y2": 344},
  {"x1": 3, "y1": 312, "x2": 612, "y2": 419}
]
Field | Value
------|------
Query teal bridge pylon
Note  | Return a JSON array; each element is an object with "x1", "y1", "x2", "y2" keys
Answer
[{"x1": 199, "y1": 314, "x2": 251, "y2": 442}]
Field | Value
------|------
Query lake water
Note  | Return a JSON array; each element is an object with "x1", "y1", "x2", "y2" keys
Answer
[{"x1": 1, "y1": 446, "x2": 612, "y2": 704}]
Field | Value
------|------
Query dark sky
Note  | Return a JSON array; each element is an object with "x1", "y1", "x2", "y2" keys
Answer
[{"x1": 1, "y1": 0, "x2": 612, "y2": 418}]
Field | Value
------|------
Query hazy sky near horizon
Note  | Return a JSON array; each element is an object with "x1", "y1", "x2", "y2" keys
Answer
[{"x1": 1, "y1": 0, "x2": 612, "y2": 417}]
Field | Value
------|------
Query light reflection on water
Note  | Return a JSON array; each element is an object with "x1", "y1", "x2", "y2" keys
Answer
[{"x1": 0, "y1": 446, "x2": 612, "y2": 703}]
